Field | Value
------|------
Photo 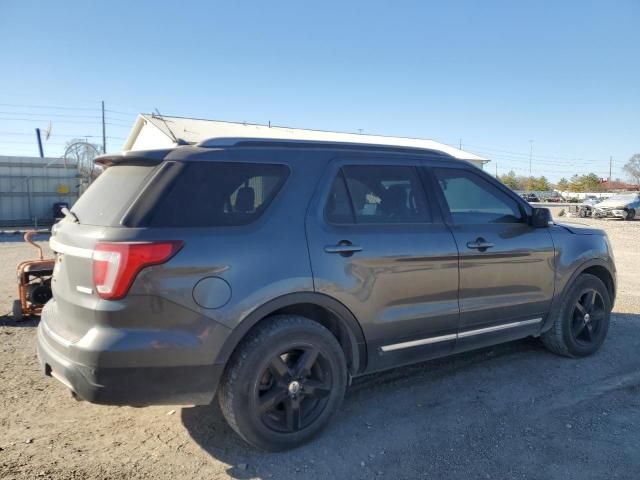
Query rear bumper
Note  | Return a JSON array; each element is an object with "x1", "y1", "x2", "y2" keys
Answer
[{"x1": 37, "y1": 303, "x2": 227, "y2": 406}]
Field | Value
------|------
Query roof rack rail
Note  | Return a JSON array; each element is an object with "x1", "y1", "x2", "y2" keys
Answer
[{"x1": 196, "y1": 137, "x2": 454, "y2": 157}]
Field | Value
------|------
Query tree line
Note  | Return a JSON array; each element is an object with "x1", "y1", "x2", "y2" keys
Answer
[{"x1": 497, "y1": 153, "x2": 639, "y2": 192}]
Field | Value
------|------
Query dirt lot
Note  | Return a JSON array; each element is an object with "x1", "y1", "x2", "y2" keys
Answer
[{"x1": 1, "y1": 218, "x2": 639, "y2": 480}]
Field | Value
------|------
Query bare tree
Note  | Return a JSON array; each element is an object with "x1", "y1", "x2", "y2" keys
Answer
[{"x1": 623, "y1": 154, "x2": 640, "y2": 185}]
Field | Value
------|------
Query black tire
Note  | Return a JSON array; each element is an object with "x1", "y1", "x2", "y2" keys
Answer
[
  {"x1": 12, "y1": 299, "x2": 23, "y2": 321},
  {"x1": 541, "y1": 273, "x2": 611, "y2": 357},
  {"x1": 626, "y1": 209, "x2": 635, "y2": 221},
  {"x1": 218, "y1": 315, "x2": 348, "y2": 451}
]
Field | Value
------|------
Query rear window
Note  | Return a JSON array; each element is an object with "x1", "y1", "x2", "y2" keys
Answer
[
  {"x1": 71, "y1": 164, "x2": 156, "y2": 226},
  {"x1": 146, "y1": 162, "x2": 289, "y2": 227}
]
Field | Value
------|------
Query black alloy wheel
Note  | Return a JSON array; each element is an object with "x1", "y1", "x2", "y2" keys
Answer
[
  {"x1": 218, "y1": 315, "x2": 347, "y2": 451},
  {"x1": 570, "y1": 289, "x2": 606, "y2": 346},
  {"x1": 541, "y1": 273, "x2": 611, "y2": 357},
  {"x1": 254, "y1": 346, "x2": 333, "y2": 433}
]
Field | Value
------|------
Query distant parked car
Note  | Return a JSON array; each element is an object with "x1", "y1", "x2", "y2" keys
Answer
[
  {"x1": 521, "y1": 193, "x2": 540, "y2": 203},
  {"x1": 571, "y1": 196, "x2": 599, "y2": 218},
  {"x1": 592, "y1": 193, "x2": 640, "y2": 220}
]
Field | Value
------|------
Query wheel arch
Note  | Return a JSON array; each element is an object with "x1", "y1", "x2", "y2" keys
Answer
[
  {"x1": 542, "y1": 258, "x2": 616, "y2": 333},
  {"x1": 214, "y1": 292, "x2": 368, "y2": 375}
]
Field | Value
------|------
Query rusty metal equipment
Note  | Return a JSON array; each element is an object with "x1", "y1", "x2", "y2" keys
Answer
[{"x1": 13, "y1": 230, "x2": 54, "y2": 320}]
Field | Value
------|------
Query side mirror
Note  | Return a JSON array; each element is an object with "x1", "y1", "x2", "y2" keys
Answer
[{"x1": 531, "y1": 207, "x2": 552, "y2": 228}]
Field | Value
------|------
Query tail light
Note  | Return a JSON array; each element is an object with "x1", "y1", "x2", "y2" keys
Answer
[{"x1": 92, "y1": 241, "x2": 183, "y2": 300}]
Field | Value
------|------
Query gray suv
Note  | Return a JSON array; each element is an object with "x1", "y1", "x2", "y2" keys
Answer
[{"x1": 37, "y1": 138, "x2": 616, "y2": 450}]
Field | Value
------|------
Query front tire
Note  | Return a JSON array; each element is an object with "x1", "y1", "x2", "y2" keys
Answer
[
  {"x1": 218, "y1": 315, "x2": 348, "y2": 451},
  {"x1": 541, "y1": 273, "x2": 611, "y2": 357}
]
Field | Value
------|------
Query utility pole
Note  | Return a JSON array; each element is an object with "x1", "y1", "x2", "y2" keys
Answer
[
  {"x1": 101, "y1": 100, "x2": 106, "y2": 153},
  {"x1": 609, "y1": 156, "x2": 612, "y2": 184},
  {"x1": 529, "y1": 140, "x2": 534, "y2": 176},
  {"x1": 459, "y1": 138, "x2": 462, "y2": 150},
  {"x1": 495, "y1": 162, "x2": 498, "y2": 178}
]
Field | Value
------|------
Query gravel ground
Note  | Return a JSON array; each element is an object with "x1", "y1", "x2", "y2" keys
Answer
[{"x1": 1, "y1": 218, "x2": 639, "y2": 480}]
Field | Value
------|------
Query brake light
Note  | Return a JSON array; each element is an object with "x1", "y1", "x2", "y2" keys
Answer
[{"x1": 92, "y1": 241, "x2": 183, "y2": 300}]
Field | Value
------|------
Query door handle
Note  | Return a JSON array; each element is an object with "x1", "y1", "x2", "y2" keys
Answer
[
  {"x1": 466, "y1": 238, "x2": 494, "y2": 251},
  {"x1": 324, "y1": 241, "x2": 362, "y2": 256}
]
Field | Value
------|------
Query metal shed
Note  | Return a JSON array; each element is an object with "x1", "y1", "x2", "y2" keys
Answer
[{"x1": 0, "y1": 155, "x2": 78, "y2": 227}]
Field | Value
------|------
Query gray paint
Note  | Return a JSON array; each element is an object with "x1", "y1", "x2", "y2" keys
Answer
[{"x1": 37, "y1": 141, "x2": 616, "y2": 407}]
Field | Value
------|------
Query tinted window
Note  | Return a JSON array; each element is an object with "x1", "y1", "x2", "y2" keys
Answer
[
  {"x1": 325, "y1": 171, "x2": 355, "y2": 223},
  {"x1": 326, "y1": 165, "x2": 430, "y2": 224},
  {"x1": 434, "y1": 168, "x2": 523, "y2": 224},
  {"x1": 72, "y1": 163, "x2": 156, "y2": 226},
  {"x1": 148, "y1": 162, "x2": 289, "y2": 227}
]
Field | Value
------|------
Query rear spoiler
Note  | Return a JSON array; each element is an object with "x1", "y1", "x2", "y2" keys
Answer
[{"x1": 94, "y1": 149, "x2": 173, "y2": 167}]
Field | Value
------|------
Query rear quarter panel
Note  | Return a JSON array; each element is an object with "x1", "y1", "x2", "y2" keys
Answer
[{"x1": 124, "y1": 149, "x2": 330, "y2": 364}]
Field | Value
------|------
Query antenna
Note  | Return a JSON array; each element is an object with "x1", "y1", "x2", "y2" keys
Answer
[{"x1": 152, "y1": 109, "x2": 180, "y2": 144}]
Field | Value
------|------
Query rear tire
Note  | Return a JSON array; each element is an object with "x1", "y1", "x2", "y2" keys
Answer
[
  {"x1": 541, "y1": 274, "x2": 611, "y2": 357},
  {"x1": 218, "y1": 315, "x2": 348, "y2": 451},
  {"x1": 12, "y1": 299, "x2": 23, "y2": 320},
  {"x1": 626, "y1": 209, "x2": 635, "y2": 221}
]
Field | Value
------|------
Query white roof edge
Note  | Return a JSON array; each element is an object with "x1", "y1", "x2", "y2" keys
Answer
[
  {"x1": 122, "y1": 115, "x2": 147, "y2": 150},
  {"x1": 130, "y1": 114, "x2": 489, "y2": 162}
]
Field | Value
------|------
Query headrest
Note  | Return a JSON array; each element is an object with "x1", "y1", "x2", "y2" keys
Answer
[{"x1": 235, "y1": 186, "x2": 255, "y2": 212}]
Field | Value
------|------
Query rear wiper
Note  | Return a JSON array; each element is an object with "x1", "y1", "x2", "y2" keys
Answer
[{"x1": 61, "y1": 207, "x2": 80, "y2": 224}]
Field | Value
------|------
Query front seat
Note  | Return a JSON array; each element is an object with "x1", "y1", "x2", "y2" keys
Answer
[{"x1": 381, "y1": 185, "x2": 408, "y2": 219}]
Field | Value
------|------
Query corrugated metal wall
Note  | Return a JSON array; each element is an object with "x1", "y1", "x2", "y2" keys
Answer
[{"x1": 0, "y1": 156, "x2": 79, "y2": 227}]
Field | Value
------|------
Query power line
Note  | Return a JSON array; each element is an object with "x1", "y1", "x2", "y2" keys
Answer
[
  {"x1": 105, "y1": 109, "x2": 140, "y2": 117},
  {"x1": 0, "y1": 132, "x2": 125, "y2": 139},
  {"x1": 0, "y1": 102, "x2": 98, "y2": 111},
  {"x1": 0, "y1": 116, "x2": 102, "y2": 125},
  {"x1": 0, "y1": 140, "x2": 68, "y2": 145},
  {"x1": 0, "y1": 110, "x2": 102, "y2": 119},
  {"x1": 460, "y1": 141, "x2": 609, "y2": 164},
  {"x1": 463, "y1": 149, "x2": 601, "y2": 168},
  {"x1": 471, "y1": 150, "x2": 614, "y2": 174}
]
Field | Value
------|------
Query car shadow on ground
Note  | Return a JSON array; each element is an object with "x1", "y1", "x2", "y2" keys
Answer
[
  {"x1": 0, "y1": 315, "x2": 40, "y2": 328},
  {"x1": 181, "y1": 312, "x2": 640, "y2": 479},
  {"x1": 180, "y1": 336, "x2": 548, "y2": 477}
]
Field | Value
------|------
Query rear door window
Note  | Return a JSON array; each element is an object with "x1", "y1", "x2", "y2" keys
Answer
[
  {"x1": 326, "y1": 165, "x2": 431, "y2": 224},
  {"x1": 147, "y1": 162, "x2": 289, "y2": 227}
]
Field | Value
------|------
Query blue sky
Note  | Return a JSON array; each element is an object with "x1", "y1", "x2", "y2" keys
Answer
[{"x1": 1, "y1": 0, "x2": 638, "y2": 182}]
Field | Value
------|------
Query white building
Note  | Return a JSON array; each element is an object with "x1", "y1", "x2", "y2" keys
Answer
[{"x1": 123, "y1": 114, "x2": 489, "y2": 168}]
